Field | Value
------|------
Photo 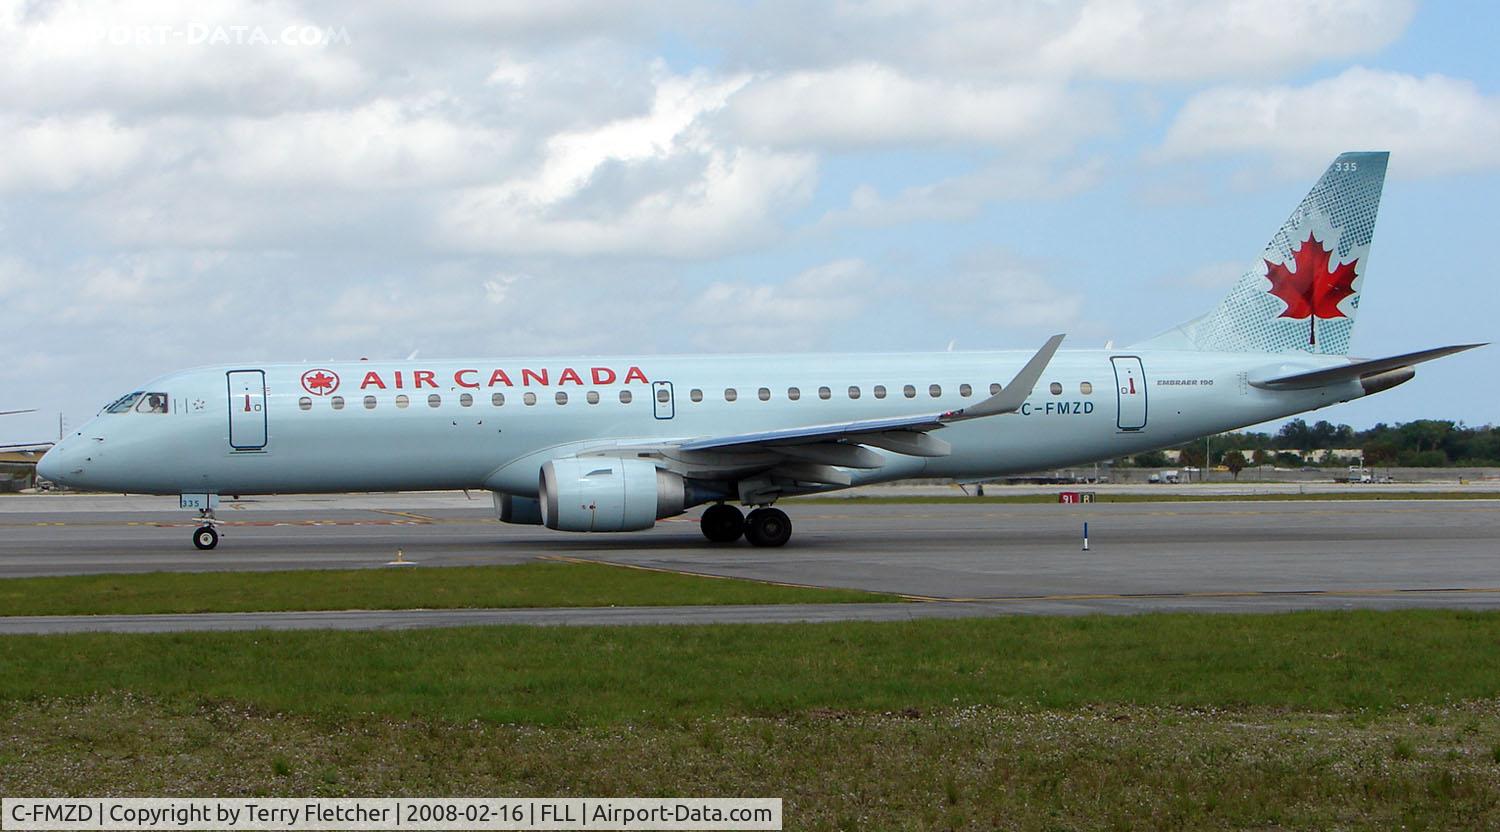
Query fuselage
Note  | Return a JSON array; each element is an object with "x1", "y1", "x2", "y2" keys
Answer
[{"x1": 39, "y1": 348, "x2": 1363, "y2": 496}]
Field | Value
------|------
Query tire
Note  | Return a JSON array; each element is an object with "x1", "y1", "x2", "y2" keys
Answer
[
  {"x1": 744, "y1": 507, "x2": 792, "y2": 548},
  {"x1": 193, "y1": 526, "x2": 219, "y2": 550},
  {"x1": 700, "y1": 503, "x2": 745, "y2": 543}
]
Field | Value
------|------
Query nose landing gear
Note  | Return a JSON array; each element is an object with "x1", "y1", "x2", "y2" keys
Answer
[
  {"x1": 191, "y1": 507, "x2": 220, "y2": 550},
  {"x1": 193, "y1": 524, "x2": 219, "y2": 550}
]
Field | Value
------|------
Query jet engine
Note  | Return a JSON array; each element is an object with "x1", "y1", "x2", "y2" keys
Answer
[
  {"x1": 539, "y1": 457, "x2": 686, "y2": 532},
  {"x1": 492, "y1": 491, "x2": 543, "y2": 525}
]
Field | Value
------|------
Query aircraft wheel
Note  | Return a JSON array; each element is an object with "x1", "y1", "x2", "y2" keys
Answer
[
  {"x1": 193, "y1": 525, "x2": 219, "y2": 550},
  {"x1": 700, "y1": 503, "x2": 745, "y2": 543},
  {"x1": 744, "y1": 507, "x2": 792, "y2": 548}
]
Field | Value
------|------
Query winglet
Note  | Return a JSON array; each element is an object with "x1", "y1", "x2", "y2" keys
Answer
[{"x1": 945, "y1": 334, "x2": 1066, "y2": 421}]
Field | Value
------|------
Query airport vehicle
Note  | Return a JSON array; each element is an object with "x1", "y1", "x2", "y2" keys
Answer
[{"x1": 37, "y1": 152, "x2": 1484, "y2": 549}]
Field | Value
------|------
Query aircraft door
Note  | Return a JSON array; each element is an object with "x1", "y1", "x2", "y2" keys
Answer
[
  {"x1": 652, "y1": 381, "x2": 675, "y2": 420},
  {"x1": 1111, "y1": 356, "x2": 1147, "y2": 431},
  {"x1": 227, "y1": 370, "x2": 268, "y2": 450}
]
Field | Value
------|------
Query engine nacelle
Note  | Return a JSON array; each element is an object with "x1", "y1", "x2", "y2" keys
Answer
[
  {"x1": 492, "y1": 491, "x2": 543, "y2": 525},
  {"x1": 539, "y1": 458, "x2": 686, "y2": 532}
]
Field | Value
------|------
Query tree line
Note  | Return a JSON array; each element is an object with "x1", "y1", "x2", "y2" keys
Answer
[{"x1": 1126, "y1": 419, "x2": 1500, "y2": 471}]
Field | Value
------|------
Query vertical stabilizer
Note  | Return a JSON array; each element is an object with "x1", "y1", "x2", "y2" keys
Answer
[{"x1": 1135, "y1": 151, "x2": 1388, "y2": 355}]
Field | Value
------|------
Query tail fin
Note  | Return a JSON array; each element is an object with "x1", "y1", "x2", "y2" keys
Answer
[{"x1": 1136, "y1": 151, "x2": 1388, "y2": 355}]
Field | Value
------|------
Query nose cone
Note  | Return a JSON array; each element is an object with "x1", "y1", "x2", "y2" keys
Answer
[
  {"x1": 35, "y1": 443, "x2": 66, "y2": 483},
  {"x1": 35, "y1": 440, "x2": 76, "y2": 485}
]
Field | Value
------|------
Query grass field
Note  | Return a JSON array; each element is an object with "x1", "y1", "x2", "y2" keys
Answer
[
  {"x1": 5, "y1": 610, "x2": 1500, "y2": 828},
  {"x1": 793, "y1": 490, "x2": 1500, "y2": 504},
  {"x1": 0, "y1": 560, "x2": 891, "y2": 616}
]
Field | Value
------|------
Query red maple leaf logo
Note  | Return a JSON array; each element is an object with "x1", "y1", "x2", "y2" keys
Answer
[
  {"x1": 300, "y1": 369, "x2": 339, "y2": 396},
  {"x1": 1264, "y1": 232, "x2": 1359, "y2": 346}
]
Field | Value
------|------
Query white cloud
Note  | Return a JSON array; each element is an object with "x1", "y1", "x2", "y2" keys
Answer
[
  {"x1": 718, "y1": 0, "x2": 1413, "y2": 83},
  {"x1": 0, "y1": 114, "x2": 148, "y2": 191},
  {"x1": 1158, "y1": 67, "x2": 1500, "y2": 176},
  {"x1": 724, "y1": 63, "x2": 1108, "y2": 149},
  {"x1": 208, "y1": 97, "x2": 515, "y2": 189},
  {"x1": 437, "y1": 69, "x2": 817, "y2": 258},
  {"x1": 930, "y1": 254, "x2": 1084, "y2": 330},
  {"x1": 0, "y1": 0, "x2": 366, "y2": 114},
  {"x1": 684, "y1": 259, "x2": 879, "y2": 350},
  {"x1": 817, "y1": 157, "x2": 1106, "y2": 229}
]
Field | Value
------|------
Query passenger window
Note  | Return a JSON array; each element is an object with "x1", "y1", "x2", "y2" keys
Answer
[
  {"x1": 818, "y1": 386, "x2": 831, "y2": 400},
  {"x1": 788, "y1": 387, "x2": 801, "y2": 401},
  {"x1": 874, "y1": 385, "x2": 886, "y2": 399},
  {"x1": 990, "y1": 382, "x2": 1001, "y2": 395},
  {"x1": 848, "y1": 386, "x2": 860, "y2": 399},
  {"x1": 1049, "y1": 382, "x2": 1063, "y2": 395},
  {"x1": 725, "y1": 388, "x2": 738, "y2": 402},
  {"x1": 331, "y1": 396, "x2": 345, "y2": 410},
  {"x1": 959, "y1": 383, "x2": 972, "y2": 397},
  {"x1": 657, "y1": 388, "x2": 670, "y2": 403},
  {"x1": 1080, "y1": 382, "x2": 1093, "y2": 395},
  {"x1": 428, "y1": 394, "x2": 442, "y2": 408},
  {"x1": 395, "y1": 395, "x2": 410, "y2": 409},
  {"x1": 929, "y1": 384, "x2": 942, "y2": 398},
  {"x1": 758, "y1": 387, "x2": 770, "y2": 401},
  {"x1": 298, "y1": 397, "x2": 312, "y2": 411},
  {"x1": 524, "y1": 392, "x2": 537, "y2": 406},
  {"x1": 492, "y1": 392, "x2": 505, "y2": 407},
  {"x1": 587, "y1": 391, "x2": 600, "y2": 405},
  {"x1": 620, "y1": 390, "x2": 633, "y2": 404},
  {"x1": 136, "y1": 392, "x2": 170, "y2": 414},
  {"x1": 903, "y1": 385, "x2": 916, "y2": 398},
  {"x1": 690, "y1": 388, "x2": 703, "y2": 402},
  {"x1": 556, "y1": 392, "x2": 569, "y2": 405},
  {"x1": 364, "y1": 395, "x2": 377, "y2": 410},
  {"x1": 460, "y1": 393, "x2": 473, "y2": 407}
]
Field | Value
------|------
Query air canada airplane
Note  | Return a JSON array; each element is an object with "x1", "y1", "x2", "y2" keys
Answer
[{"x1": 38, "y1": 152, "x2": 1484, "y2": 550}]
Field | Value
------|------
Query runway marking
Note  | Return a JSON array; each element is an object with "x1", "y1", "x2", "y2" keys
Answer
[{"x1": 370, "y1": 509, "x2": 436, "y2": 522}]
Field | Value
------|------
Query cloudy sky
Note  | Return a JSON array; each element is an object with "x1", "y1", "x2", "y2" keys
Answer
[{"x1": 2, "y1": 0, "x2": 1496, "y2": 444}]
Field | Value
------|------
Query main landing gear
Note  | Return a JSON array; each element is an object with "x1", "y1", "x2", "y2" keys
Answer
[
  {"x1": 699, "y1": 503, "x2": 792, "y2": 548},
  {"x1": 191, "y1": 508, "x2": 220, "y2": 550}
]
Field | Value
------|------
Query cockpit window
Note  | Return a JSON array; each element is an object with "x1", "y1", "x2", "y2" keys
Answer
[
  {"x1": 104, "y1": 392, "x2": 144, "y2": 414},
  {"x1": 135, "y1": 392, "x2": 170, "y2": 414}
]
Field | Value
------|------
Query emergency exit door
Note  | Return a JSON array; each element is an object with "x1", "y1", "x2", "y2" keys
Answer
[
  {"x1": 227, "y1": 370, "x2": 268, "y2": 450},
  {"x1": 652, "y1": 381, "x2": 675, "y2": 420},
  {"x1": 1111, "y1": 356, "x2": 1147, "y2": 431}
]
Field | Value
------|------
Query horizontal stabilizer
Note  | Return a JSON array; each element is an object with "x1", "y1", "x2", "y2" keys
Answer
[{"x1": 1251, "y1": 343, "x2": 1486, "y2": 390}]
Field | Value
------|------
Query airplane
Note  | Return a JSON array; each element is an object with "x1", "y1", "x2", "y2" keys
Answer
[
  {"x1": 36, "y1": 151, "x2": 1484, "y2": 550},
  {"x1": 0, "y1": 409, "x2": 54, "y2": 453}
]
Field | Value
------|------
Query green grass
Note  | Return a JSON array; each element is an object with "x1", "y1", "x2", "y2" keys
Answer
[
  {"x1": 6, "y1": 611, "x2": 1500, "y2": 827},
  {"x1": 0, "y1": 561, "x2": 892, "y2": 616},
  {"x1": 3, "y1": 610, "x2": 1499, "y2": 726},
  {"x1": 7, "y1": 695, "x2": 1500, "y2": 829},
  {"x1": 792, "y1": 490, "x2": 1500, "y2": 505}
]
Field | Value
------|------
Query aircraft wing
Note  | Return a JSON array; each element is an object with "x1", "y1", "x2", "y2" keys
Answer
[
  {"x1": 608, "y1": 335, "x2": 1065, "y2": 495},
  {"x1": 677, "y1": 334, "x2": 1065, "y2": 459},
  {"x1": 0, "y1": 409, "x2": 37, "y2": 417},
  {"x1": 0, "y1": 442, "x2": 53, "y2": 452}
]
